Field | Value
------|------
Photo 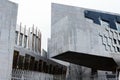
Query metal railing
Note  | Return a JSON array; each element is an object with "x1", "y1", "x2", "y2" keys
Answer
[
  {"x1": 81, "y1": 74, "x2": 118, "y2": 80},
  {"x1": 11, "y1": 69, "x2": 65, "y2": 80}
]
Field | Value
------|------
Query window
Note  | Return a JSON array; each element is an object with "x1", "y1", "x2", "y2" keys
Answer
[
  {"x1": 24, "y1": 54, "x2": 30, "y2": 70},
  {"x1": 12, "y1": 51, "x2": 19, "y2": 69},
  {"x1": 117, "y1": 47, "x2": 120, "y2": 52},
  {"x1": 113, "y1": 39, "x2": 117, "y2": 44},
  {"x1": 19, "y1": 33, "x2": 23, "y2": 46},
  {"x1": 38, "y1": 60, "x2": 42, "y2": 72},
  {"x1": 118, "y1": 40, "x2": 120, "y2": 45},
  {"x1": 17, "y1": 55, "x2": 24, "y2": 69},
  {"x1": 24, "y1": 35, "x2": 27, "y2": 48},
  {"x1": 15, "y1": 31, "x2": 18, "y2": 45},
  {"x1": 91, "y1": 69, "x2": 97, "y2": 75},
  {"x1": 117, "y1": 22, "x2": 120, "y2": 31},
  {"x1": 101, "y1": 20, "x2": 110, "y2": 27},
  {"x1": 34, "y1": 61, "x2": 38, "y2": 71},
  {"x1": 29, "y1": 56, "x2": 35, "y2": 70},
  {"x1": 35, "y1": 37, "x2": 37, "y2": 52},
  {"x1": 38, "y1": 38, "x2": 41, "y2": 53},
  {"x1": 49, "y1": 64, "x2": 52, "y2": 74},
  {"x1": 32, "y1": 34, "x2": 35, "y2": 51},
  {"x1": 43, "y1": 62, "x2": 46, "y2": 72}
]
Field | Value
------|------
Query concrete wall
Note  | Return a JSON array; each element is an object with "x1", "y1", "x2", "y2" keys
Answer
[
  {"x1": 0, "y1": 0, "x2": 18, "y2": 79},
  {"x1": 49, "y1": 3, "x2": 117, "y2": 58},
  {"x1": 15, "y1": 24, "x2": 41, "y2": 55},
  {"x1": 48, "y1": 3, "x2": 120, "y2": 80}
]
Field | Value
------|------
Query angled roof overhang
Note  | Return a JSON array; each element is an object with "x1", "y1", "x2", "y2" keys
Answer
[{"x1": 53, "y1": 51, "x2": 118, "y2": 71}]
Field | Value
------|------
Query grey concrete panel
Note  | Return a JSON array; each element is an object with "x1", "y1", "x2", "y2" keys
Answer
[
  {"x1": 0, "y1": 0, "x2": 18, "y2": 79},
  {"x1": 49, "y1": 3, "x2": 120, "y2": 79}
]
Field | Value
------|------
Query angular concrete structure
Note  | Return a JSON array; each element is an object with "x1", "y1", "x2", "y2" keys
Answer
[
  {"x1": 49, "y1": 3, "x2": 120, "y2": 74},
  {"x1": 0, "y1": 0, "x2": 18, "y2": 79},
  {"x1": 12, "y1": 24, "x2": 67, "y2": 80}
]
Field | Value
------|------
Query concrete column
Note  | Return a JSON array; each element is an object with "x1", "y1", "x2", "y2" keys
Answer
[{"x1": 0, "y1": 0, "x2": 18, "y2": 79}]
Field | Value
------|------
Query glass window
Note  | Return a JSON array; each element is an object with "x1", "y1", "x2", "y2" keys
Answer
[
  {"x1": 32, "y1": 34, "x2": 35, "y2": 51},
  {"x1": 18, "y1": 55, "x2": 24, "y2": 69},
  {"x1": 34, "y1": 61, "x2": 38, "y2": 71},
  {"x1": 38, "y1": 60, "x2": 42, "y2": 72},
  {"x1": 117, "y1": 22, "x2": 120, "y2": 31},
  {"x1": 35, "y1": 37, "x2": 37, "y2": 52},
  {"x1": 29, "y1": 56, "x2": 35, "y2": 70},
  {"x1": 91, "y1": 69, "x2": 97, "y2": 75},
  {"x1": 15, "y1": 31, "x2": 18, "y2": 45},
  {"x1": 19, "y1": 33, "x2": 23, "y2": 46},
  {"x1": 49, "y1": 64, "x2": 52, "y2": 74},
  {"x1": 12, "y1": 51, "x2": 19, "y2": 69},
  {"x1": 38, "y1": 38, "x2": 41, "y2": 53},
  {"x1": 101, "y1": 20, "x2": 110, "y2": 27},
  {"x1": 24, "y1": 35, "x2": 27, "y2": 48},
  {"x1": 24, "y1": 54, "x2": 30, "y2": 70},
  {"x1": 43, "y1": 62, "x2": 46, "y2": 72}
]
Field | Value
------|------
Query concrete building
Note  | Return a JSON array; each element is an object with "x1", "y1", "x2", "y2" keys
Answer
[
  {"x1": 12, "y1": 24, "x2": 67, "y2": 80},
  {"x1": 48, "y1": 3, "x2": 120, "y2": 80},
  {"x1": 0, "y1": 0, "x2": 67, "y2": 79},
  {"x1": 0, "y1": 0, "x2": 18, "y2": 79}
]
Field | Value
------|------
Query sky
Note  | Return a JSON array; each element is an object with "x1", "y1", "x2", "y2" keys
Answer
[{"x1": 10, "y1": 0, "x2": 120, "y2": 50}]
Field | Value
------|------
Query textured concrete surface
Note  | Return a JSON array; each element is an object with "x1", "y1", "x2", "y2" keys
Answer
[
  {"x1": 49, "y1": 3, "x2": 120, "y2": 68},
  {"x1": 48, "y1": 3, "x2": 120, "y2": 80},
  {"x1": 0, "y1": 0, "x2": 18, "y2": 79}
]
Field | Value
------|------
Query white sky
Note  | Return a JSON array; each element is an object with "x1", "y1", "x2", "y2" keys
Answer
[{"x1": 10, "y1": 0, "x2": 120, "y2": 50}]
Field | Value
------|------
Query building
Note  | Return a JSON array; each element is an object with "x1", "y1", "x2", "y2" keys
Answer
[
  {"x1": 48, "y1": 3, "x2": 120, "y2": 80},
  {"x1": 0, "y1": 0, "x2": 18, "y2": 79},
  {"x1": 12, "y1": 24, "x2": 67, "y2": 80},
  {"x1": 0, "y1": 0, "x2": 67, "y2": 79}
]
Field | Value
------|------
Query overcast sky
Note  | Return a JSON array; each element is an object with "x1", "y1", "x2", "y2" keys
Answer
[{"x1": 10, "y1": 0, "x2": 120, "y2": 50}]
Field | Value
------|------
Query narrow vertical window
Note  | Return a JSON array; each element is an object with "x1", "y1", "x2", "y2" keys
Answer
[
  {"x1": 38, "y1": 38, "x2": 41, "y2": 53},
  {"x1": 24, "y1": 54, "x2": 30, "y2": 70},
  {"x1": 91, "y1": 68, "x2": 97, "y2": 76},
  {"x1": 18, "y1": 55, "x2": 24, "y2": 69},
  {"x1": 34, "y1": 61, "x2": 38, "y2": 71},
  {"x1": 32, "y1": 34, "x2": 35, "y2": 51},
  {"x1": 15, "y1": 31, "x2": 18, "y2": 45},
  {"x1": 38, "y1": 60, "x2": 42, "y2": 72},
  {"x1": 29, "y1": 56, "x2": 35, "y2": 70},
  {"x1": 12, "y1": 51, "x2": 19, "y2": 69},
  {"x1": 19, "y1": 33, "x2": 23, "y2": 46},
  {"x1": 35, "y1": 37, "x2": 37, "y2": 52},
  {"x1": 24, "y1": 35, "x2": 27, "y2": 48}
]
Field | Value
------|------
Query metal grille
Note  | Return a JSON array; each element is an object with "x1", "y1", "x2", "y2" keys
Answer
[
  {"x1": 11, "y1": 69, "x2": 65, "y2": 80},
  {"x1": 81, "y1": 74, "x2": 118, "y2": 80}
]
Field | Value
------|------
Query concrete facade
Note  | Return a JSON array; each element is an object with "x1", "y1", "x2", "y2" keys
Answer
[
  {"x1": 15, "y1": 24, "x2": 41, "y2": 55},
  {"x1": 0, "y1": 0, "x2": 67, "y2": 79},
  {"x1": 48, "y1": 3, "x2": 120, "y2": 80},
  {"x1": 12, "y1": 24, "x2": 67, "y2": 80},
  {"x1": 0, "y1": 0, "x2": 18, "y2": 79}
]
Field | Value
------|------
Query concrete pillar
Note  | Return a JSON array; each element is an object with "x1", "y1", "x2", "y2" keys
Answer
[{"x1": 0, "y1": 0, "x2": 18, "y2": 79}]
